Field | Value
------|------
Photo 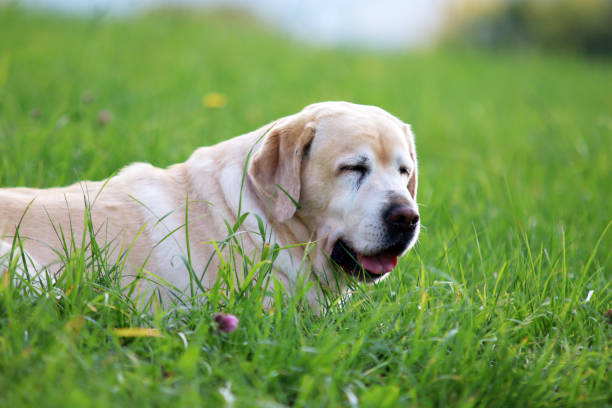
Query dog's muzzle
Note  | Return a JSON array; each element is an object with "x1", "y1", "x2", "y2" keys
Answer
[{"x1": 330, "y1": 203, "x2": 420, "y2": 282}]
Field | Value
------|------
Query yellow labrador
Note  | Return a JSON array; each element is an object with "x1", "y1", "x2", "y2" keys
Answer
[{"x1": 0, "y1": 102, "x2": 419, "y2": 309}]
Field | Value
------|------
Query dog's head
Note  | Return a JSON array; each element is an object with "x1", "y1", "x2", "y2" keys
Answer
[{"x1": 249, "y1": 101, "x2": 419, "y2": 284}]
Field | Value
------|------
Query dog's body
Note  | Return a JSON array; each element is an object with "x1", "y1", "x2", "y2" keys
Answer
[{"x1": 0, "y1": 102, "x2": 419, "y2": 309}]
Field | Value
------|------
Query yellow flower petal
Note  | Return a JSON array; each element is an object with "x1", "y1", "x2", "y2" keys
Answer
[
  {"x1": 113, "y1": 328, "x2": 162, "y2": 338},
  {"x1": 203, "y1": 92, "x2": 227, "y2": 108}
]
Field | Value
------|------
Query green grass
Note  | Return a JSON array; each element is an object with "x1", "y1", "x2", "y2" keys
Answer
[{"x1": 1, "y1": 5, "x2": 611, "y2": 407}]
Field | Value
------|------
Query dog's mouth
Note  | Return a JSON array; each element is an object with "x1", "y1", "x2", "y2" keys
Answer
[{"x1": 330, "y1": 239, "x2": 405, "y2": 282}]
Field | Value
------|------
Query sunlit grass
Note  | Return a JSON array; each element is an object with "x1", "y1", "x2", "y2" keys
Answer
[{"x1": 0, "y1": 6, "x2": 610, "y2": 407}]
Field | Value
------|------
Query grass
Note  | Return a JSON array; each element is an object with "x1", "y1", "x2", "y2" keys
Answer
[{"x1": 0, "y1": 5, "x2": 611, "y2": 407}]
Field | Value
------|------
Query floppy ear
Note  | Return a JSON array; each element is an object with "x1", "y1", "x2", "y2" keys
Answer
[
  {"x1": 248, "y1": 119, "x2": 315, "y2": 222},
  {"x1": 404, "y1": 124, "x2": 418, "y2": 200}
]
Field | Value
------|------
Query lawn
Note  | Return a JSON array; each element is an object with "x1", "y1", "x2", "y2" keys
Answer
[{"x1": 0, "y1": 6, "x2": 610, "y2": 407}]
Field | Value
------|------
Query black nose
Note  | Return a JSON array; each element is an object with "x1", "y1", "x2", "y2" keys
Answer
[{"x1": 384, "y1": 204, "x2": 419, "y2": 232}]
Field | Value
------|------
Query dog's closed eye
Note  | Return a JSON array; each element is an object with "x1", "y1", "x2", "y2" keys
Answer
[
  {"x1": 339, "y1": 155, "x2": 370, "y2": 177},
  {"x1": 340, "y1": 164, "x2": 369, "y2": 175},
  {"x1": 338, "y1": 163, "x2": 369, "y2": 190}
]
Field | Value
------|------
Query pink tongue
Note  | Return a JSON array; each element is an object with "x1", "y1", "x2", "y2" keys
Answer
[{"x1": 357, "y1": 254, "x2": 398, "y2": 275}]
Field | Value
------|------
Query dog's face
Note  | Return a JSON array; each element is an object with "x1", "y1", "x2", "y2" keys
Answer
[{"x1": 249, "y1": 102, "x2": 419, "y2": 284}]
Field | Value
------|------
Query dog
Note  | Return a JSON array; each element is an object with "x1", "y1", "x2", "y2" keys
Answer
[{"x1": 0, "y1": 101, "x2": 419, "y2": 310}]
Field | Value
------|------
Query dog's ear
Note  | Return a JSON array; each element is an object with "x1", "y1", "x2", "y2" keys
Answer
[
  {"x1": 404, "y1": 124, "x2": 418, "y2": 200},
  {"x1": 248, "y1": 119, "x2": 315, "y2": 222}
]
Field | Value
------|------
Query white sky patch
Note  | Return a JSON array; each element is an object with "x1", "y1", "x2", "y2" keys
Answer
[{"x1": 20, "y1": 0, "x2": 456, "y2": 49}]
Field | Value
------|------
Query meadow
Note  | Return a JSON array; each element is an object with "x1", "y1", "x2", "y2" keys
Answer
[{"x1": 0, "y1": 6, "x2": 610, "y2": 407}]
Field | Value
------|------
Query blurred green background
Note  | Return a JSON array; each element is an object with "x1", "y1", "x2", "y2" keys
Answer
[{"x1": 0, "y1": 2, "x2": 610, "y2": 407}]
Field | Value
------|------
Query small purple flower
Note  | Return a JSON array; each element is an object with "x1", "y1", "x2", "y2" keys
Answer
[{"x1": 214, "y1": 313, "x2": 239, "y2": 333}]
